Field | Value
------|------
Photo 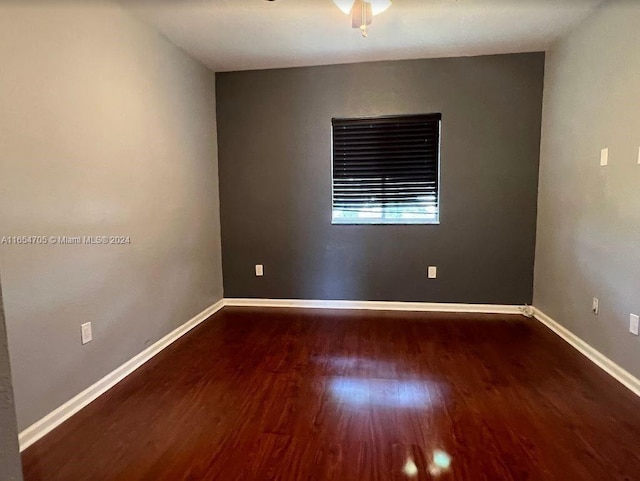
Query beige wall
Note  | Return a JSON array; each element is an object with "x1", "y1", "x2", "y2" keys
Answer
[
  {"x1": 0, "y1": 2, "x2": 223, "y2": 430},
  {"x1": 534, "y1": 0, "x2": 640, "y2": 377}
]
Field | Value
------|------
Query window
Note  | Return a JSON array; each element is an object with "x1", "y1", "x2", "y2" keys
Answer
[{"x1": 332, "y1": 113, "x2": 441, "y2": 224}]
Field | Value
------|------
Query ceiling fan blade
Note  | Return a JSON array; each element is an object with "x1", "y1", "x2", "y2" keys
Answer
[
  {"x1": 352, "y1": 0, "x2": 373, "y2": 28},
  {"x1": 333, "y1": 0, "x2": 356, "y2": 15},
  {"x1": 370, "y1": 0, "x2": 392, "y2": 16}
]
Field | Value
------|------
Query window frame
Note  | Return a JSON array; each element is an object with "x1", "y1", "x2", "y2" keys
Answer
[{"x1": 330, "y1": 113, "x2": 442, "y2": 226}]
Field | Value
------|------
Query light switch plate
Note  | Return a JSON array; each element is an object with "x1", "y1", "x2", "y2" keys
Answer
[
  {"x1": 255, "y1": 264, "x2": 264, "y2": 277},
  {"x1": 600, "y1": 148, "x2": 609, "y2": 166},
  {"x1": 81, "y1": 322, "x2": 92, "y2": 345},
  {"x1": 428, "y1": 266, "x2": 437, "y2": 279},
  {"x1": 630, "y1": 314, "x2": 639, "y2": 336}
]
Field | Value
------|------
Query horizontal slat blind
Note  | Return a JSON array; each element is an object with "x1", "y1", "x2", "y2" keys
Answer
[{"x1": 332, "y1": 114, "x2": 441, "y2": 222}]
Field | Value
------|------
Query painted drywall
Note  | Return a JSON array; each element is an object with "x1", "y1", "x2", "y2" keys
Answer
[
  {"x1": 217, "y1": 53, "x2": 545, "y2": 304},
  {"x1": 534, "y1": 0, "x2": 640, "y2": 378},
  {"x1": 0, "y1": 2, "x2": 223, "y2": 430},
  {"x1": 0, "y1": 280, "x2": 22, "y2": 480}
]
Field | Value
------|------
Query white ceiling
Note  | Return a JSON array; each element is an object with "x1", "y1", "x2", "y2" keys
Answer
[{"x1": 127, "y1": 0, "x2": 604, "y2": 72}]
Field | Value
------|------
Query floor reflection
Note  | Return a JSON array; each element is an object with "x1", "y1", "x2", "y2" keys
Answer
[
  {"x1": 329, "y1": 376, "x2": 438, "y2": 408},
  {"x1": 402, "y1": 450, "x2": 452, "y2": 478},
  {"x1": 403, "y1": 458, "x2": 419, "y2": 477},
  {"x1": 316, "y1": 355, "x2": 400, "y2": 374},
  {"x1": 428, "y1": 449, "x2": 452, "y2": 476}
]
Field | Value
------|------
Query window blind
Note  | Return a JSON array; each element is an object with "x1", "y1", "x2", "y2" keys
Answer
[{"x1": 332, "y1": 113, "x2": 441, "y2": 224}]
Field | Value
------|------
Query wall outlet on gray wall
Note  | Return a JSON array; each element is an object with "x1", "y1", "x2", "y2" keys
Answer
[
  {"x1": 428, "y1": 266, "x2": 437, "y2": 279},
  {"x1": 255, "y1": 264, "x2": 264, "y2": 277},
  {"x1": 592, "y1": 297, "x2": 599, "y2": 315},
  {"x1": 81, "y1": 322, "x2": 92, "y2": 345},
  {"x1": 600, "y1": 148, "x2": 608, "y2": 166},
  {"x1": 630, "y1": 314, "x2": 639, "y2": 336}
]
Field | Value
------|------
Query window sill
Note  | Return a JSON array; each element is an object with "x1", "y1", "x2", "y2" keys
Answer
[{"x1": 331, "y1": 218, "x2": 440, "y2": 225}]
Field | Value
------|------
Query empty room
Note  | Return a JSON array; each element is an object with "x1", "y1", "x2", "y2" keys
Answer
[{"x1": 1, "y1": 0, "x2": 639, "y2": 479}]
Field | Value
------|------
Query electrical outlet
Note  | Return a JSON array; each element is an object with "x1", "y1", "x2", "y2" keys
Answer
[
  {"x1": 81, "y1": 322, "x2": 92, "y2": 345},
  {"x1": 255, "y1": 264, "x2": 264, "y2": 277},
  {"x1": 630, "y1": 314, "x2": 639, "y2": 336},
  {"x1": 428, "y1": 266, "x2": 437, "y2": 279},
  {"x1": 592, "y1": 297, "x2": 599, "y2": 315},
  {"x1": 600, "y1": 148, "x2": 609, "y2": 166}
]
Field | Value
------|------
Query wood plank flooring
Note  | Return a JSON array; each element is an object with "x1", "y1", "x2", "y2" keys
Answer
[{"x1": 22, "y1": 307, "x2": 640, "y2": 480}]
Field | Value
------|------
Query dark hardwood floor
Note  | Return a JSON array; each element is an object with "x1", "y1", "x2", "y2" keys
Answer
[{"x1": 22, "y1": 307, "x2": 640, "y2": 480}]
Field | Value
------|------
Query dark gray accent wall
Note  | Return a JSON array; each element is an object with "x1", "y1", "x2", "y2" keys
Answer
[
  {"x1": 217, "y1": 53, "x2": 545, "y2": 304},
  {"x1": 0, "y1": 279, "x2": 23, "y2": 481}
]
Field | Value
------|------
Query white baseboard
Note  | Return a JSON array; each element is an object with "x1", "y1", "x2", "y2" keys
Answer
[
  {"x1": 18, "y1": 299, "x2": 225, "y2": 452},
  {"x1": 533, "y1": 307, "x2": 640, "y2": 398},
  {"x1": 224, "y1": 298, "x2": 526, "y2": 315}
]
